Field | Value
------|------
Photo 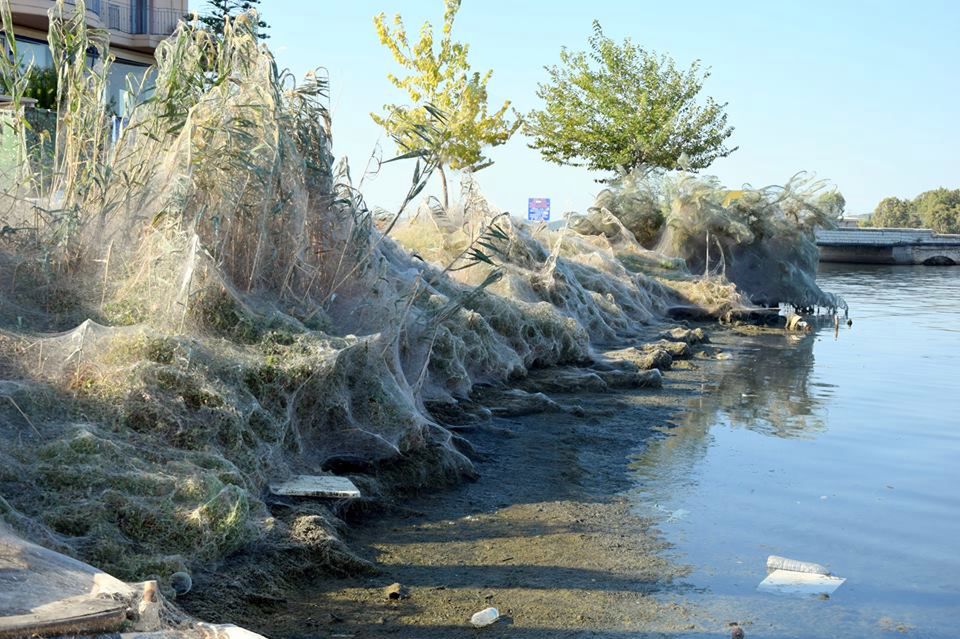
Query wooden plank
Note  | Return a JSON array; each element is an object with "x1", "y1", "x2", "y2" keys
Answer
[
  {"x1": 269, "y1": 475, "x2": 361, "y2": 499},
  {"x1": 0, "y1": 595, "x2": 127, "y2": 639}
]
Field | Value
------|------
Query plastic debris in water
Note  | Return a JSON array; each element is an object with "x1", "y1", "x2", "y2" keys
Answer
[
  {"x1": 759, "y1": 555, "x2": 845, "y2": 597},
  {"x1": 766, "y1": 555, "x2": 829, "y2": 575},
  {"x1": 758, "y1": 569, "x2": 846, "y2": 597}
]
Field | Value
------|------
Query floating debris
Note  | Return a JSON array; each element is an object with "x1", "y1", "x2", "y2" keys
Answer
[
  {"x1": 757, "y1": 569, "x2": 846, "y2": 597},
  {"x1": 766, "y1": 555, "x2": 829, "y2": 575},
  {"x1": 758, "y1": 555, "x2": 845, "y2": 596}
]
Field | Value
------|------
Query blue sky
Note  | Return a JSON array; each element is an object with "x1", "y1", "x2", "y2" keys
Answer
[{"x1": 195, "y1": 1, "x2": 960, "y2": 217}]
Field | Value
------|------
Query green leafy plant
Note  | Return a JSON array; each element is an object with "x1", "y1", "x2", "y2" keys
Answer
[
  {"x1": 371, "y1": 0, "x2": 519, "y2": 209},
  {"x1": 0, "y1": 66, "x2": 57, "y2": 110},
  {"x1": 525, "y1": 21, "x2": 735, "y2": 178}
]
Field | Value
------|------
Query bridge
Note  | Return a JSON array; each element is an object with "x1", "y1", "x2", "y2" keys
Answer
[{"x1": 816, "y1": 227, "x2": 960, "y2": 265}]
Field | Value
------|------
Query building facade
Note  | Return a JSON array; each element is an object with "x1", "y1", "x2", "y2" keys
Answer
[{"x1": 6, "y1": 0, "x2": 187, "y2": 113}]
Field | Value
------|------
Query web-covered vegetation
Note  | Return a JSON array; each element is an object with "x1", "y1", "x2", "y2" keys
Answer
[
  {"x1": 591, "y1": 168, "x2": 847, "y2": 311},
  {"x1": 0, "y1": 1, "x2": 833, "y2": 594},
  {"x1": 0, "y1": 1, "x2": 681, "y2": 588}
]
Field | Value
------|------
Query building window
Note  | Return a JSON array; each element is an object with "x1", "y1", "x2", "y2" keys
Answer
[
  {"x1": 4, "y1": 36, "x2": 53, "y2": 71},
  {"x1": 133, "y1": 0, "x2": 148, "y2": 34},
  {"x1": 109, "y1": 58, "x2": 152, "y2": 117}
]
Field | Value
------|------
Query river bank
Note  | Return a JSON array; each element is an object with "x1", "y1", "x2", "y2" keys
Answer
[
  {"x1": 172, "y1": 265, "x2": 960, "y2": 639},
  {"x1": 628, "y1": 264, "x2": 960, "y2": 639},
  {"x1": 0, "y1": 14, "x2": 852, "y2": 638},
  {"x1": 179, "y1": 324, "x2": 763, "y2": 638}
]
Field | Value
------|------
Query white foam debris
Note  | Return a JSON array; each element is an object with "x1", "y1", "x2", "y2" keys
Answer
[{"x1": 757, "y1": 569, "x2": 846, "y2": 596}]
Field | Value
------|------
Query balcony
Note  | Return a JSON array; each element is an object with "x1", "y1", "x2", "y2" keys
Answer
[
  {"x1": 9, "y1": 1, "x2": 185, "y2": 56},
  {"x1": 66, "y1": 1, "x2": 182, "y2": 37}
]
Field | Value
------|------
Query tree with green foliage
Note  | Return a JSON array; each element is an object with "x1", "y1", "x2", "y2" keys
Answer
[
  {"x1": 867, "y1": 196, "x2": 920, "y2": 228},
  {"x1": 525, "y1": 21, "x2": 735, "y2": 178},
  {"x1": 915, "y1": 188, "x2": 960, "y2": 234},
  {"x1": 371, "y1": 0, "x2": 519, "y2": 209},
  {"x1": 865, "y1": 189, "x2": 960, "y2": 233},
  {"x1": 196, "y1": 0, "x2": 269, "y2": 39},
  {"x1": 1, "y1": 66, "x2": 57, "y2": 110},
  {"x1": 817, "y1": 191, "x2": 846, "y2": 220}
]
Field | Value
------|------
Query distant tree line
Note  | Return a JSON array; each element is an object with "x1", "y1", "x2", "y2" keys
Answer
[{"x1": 864, "y1": 188, "x2": 960, "y2": 234}]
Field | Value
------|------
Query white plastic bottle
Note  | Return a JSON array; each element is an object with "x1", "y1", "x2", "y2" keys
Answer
[
  {"x1": 766, "y1": 555, "x2": 829, "y2": 575},
  {"x1": 470, "y1": 607, "x2": 500, "y2": 627}
]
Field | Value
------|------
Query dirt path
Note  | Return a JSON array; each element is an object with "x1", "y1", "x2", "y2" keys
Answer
[{"x1": 227, "y1": 346, "x2": 725, "y2": 638}]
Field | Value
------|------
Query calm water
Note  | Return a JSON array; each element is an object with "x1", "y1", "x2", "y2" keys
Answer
[{"x1": 630, "y1": 264, "x2": 960, "y2": 638}]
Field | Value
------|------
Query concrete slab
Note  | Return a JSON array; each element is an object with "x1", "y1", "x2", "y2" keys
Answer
[{"x1": 269, "y1": 475, "x2": 361, "y2": 499}]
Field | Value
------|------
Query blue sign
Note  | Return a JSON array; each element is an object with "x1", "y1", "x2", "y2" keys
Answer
[{"x1": 528, "y1": 197, "x2": 551, "y2": 222}]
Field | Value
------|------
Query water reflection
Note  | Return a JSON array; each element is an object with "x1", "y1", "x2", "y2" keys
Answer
[
  {"x1": 629, "y1": 265, "x2": 960, "y2": 639},
  {"x1": 630, "y1": 330, "x2": 828, "y2": 512},
  {"x1": 692, "y1": 332, "x2": 827, "y2": 439}
]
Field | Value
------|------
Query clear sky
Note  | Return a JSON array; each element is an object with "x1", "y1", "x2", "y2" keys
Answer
[{"x1": 195, "y1": 0, "x2": 960, "y2": 217}]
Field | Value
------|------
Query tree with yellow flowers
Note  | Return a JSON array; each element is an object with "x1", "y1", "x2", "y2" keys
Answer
[{"x1": 372, "y1": 0, "x2": 519, "y2": 209}]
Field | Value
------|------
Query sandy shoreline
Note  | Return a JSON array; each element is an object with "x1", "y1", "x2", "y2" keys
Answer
[{"x1": 181, "y1": 327, "x2": 745, "y2": 638}]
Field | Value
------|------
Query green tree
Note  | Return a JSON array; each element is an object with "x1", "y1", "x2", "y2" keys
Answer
[
  {"x1": 817, "y1": 190, "x2": 846, "y2": 220},
  {"x1": 869, "y1": 196, "x2": 920, "y2": 228},
  {"x1": 196, "y1": 0, "x2": 269, "y2": 39},
  {"x1": 372, "y1": 0, "x2": 519, "y2": 209},
  {"x1": 915, "y1": 188, "x2": 960, "y2": 234},
  {"x1": 525, "y1": 21, "x2": 735, "y2": 177},
  {"x1": 1, "y1": 66, "x2": 57, "y2": 110}
]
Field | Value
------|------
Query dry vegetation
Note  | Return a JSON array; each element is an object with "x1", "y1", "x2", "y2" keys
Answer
[{"x1": 0, "y1": 0, "x2": 827, "y2": 599}]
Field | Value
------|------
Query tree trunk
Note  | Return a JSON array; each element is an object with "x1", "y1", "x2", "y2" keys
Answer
[{"x1": 438, "y1": 165, "x2": 449, "y2": 211}]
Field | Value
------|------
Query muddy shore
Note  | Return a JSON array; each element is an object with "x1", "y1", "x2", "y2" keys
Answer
[{"x1": 177, "y1": 326, "x2": 759, "y2": 638}]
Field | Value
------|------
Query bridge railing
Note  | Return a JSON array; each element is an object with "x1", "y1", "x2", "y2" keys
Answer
[{"x1": 816, "y1": 227, "x2": 960, "y2": 246}]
